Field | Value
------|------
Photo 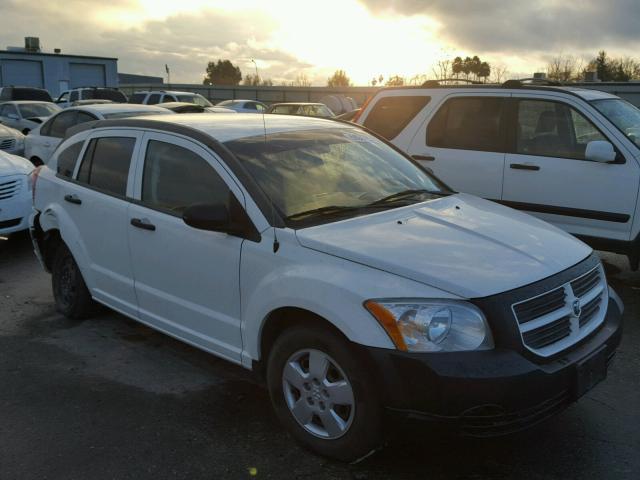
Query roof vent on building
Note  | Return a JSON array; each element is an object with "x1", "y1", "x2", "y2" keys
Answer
[
  {"x1": 54, "y1": 48, "x2": 61, "y2": 54},
  {"x1": 533, "y1": 72, "x2": 547, "y2": 80},
  {"x1": 24, "y1": 37, "x2": 41, "y2": 52}
]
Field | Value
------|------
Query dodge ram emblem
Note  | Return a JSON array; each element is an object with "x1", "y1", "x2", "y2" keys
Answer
[{"x1": 572, "y1": 299, "x2": 582, "y2": 317}]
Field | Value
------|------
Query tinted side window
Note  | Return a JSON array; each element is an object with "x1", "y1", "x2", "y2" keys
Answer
[
  {"x1": 48, "y1": 111, "x2": 78, "y2": 138},
  {"x1": 76, "y1": 112, "x2": 98, "y2": 124},
  {"x1": 516, "y1": 100, "x2": 606, "y2": 160},
  {"x1": 77, "y1": 137, "x2": 135, "y2": 196},
  {"x1": 142, "y1": 140, "x2": 230, "y2": 215},
  {"x1": 56, "y1": 141, "x2": 84, "y2": 178},
  {"x1": 129, "y1": 93, "x2": 146, "y2": 104},
  {"x1": 70, "y1": 91, "x2": 80, "y2": 102},
  {"x1": 245, "y1": 102, "x2": 257, "y2": 110},
  {"x1": 147, "y1": 94, "x2": 161, "y2": 105},
  {"x1": 428, "y1": 97, "x2": 504, "y2": 152},
  {"x1": 364, "y1": 96, "x2": 431, "y2": 140}
]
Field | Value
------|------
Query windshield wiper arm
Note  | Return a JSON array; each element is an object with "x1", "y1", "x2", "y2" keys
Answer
[
  {"x1": 286, "y1": 205, "x2": 364, "y2": 221},
  {"x1": 367, "y1": 189, "x2": 435, "y2": 206}
]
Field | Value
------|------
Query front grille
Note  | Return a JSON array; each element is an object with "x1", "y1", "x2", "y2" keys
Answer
[
  {"x1": 0, "y1": 179, "x2": 20, "y2": 200},
  {"x1": 0, "y1": 218, "x2": 21, "y2": 229},
  {"x1": 512, "y1": 265, "x2": 608, "y2": 357},
  {"x1": 0, "y1": 138, "x2": 16, "y2": 150}
]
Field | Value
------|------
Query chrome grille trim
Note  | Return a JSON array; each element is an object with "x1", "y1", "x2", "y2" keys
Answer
[
  {"x1": 512, "y1": 265, "x2": 608, "y2": 357},
  {"x1": 0, "y1": 138, "x2": 16, "y2": 150},
  {"x1": 0, "y1": 178, "x2": 21, "y2": 201}
]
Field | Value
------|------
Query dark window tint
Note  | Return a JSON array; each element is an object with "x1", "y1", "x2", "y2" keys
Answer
[
  {"x1": 76, "y1": 111, "x2": 98, "y2": 124},
  {"x1": 56, "y1": 141, "x2": 84, "y2": 178},
  {"x1": 147, "y1": 94, "x2": 161, "y2": 105},
  {"x1": 142, "y1": 140, "x2": 229, "y2": 215},
  {"x1": 77, "y1": 137, "x2": 135, "y2": 196},
  {"x1": 516, "y1": 100, "x2": 606, "y2": 160},
  {"x1": 70, "y1": 91, "x2": 80, "y2": 102},
  {"x1": 160, "y1": 95, "x2": 174, "y2": 103},
  {"x1": 48, "y1": 111, "x2": 78, "y2": 138},
  {"x1": 364, "y1": 96, "x2": 430, "y2": 140},
  {"x1": 129, "y1": 93, "x2": 146, "y2": 104},
  {"x1": 428, "y1": 97, "x2": 504, "y2": 152},
  {"x1": 245, "y1": 102, "x2": 257, "y2": 110},
  {"x1": 0, "y1": 104, "x2": 17, "y2": 116}
]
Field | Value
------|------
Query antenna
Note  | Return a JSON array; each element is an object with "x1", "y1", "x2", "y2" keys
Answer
[{"x1": 251, "y1": 58, "x2": 279, "y2": 253}]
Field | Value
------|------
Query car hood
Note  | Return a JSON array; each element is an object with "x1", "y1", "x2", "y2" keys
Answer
[
  {"x1": 295, "y1": 193, "x2": 592, "y2": 298},
  {"x1": 0, "y1": 124, "x2": 20, "y2": 137},
  {"x1": 0, "y1": 151, "x2": 33, "y2": 175}
]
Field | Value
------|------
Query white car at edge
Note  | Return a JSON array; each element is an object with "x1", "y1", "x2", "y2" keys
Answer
[
  {"x1": 30, "y1": 113, "x2": 623, "y2": 461},
  {"x1": 0, "y1": 151, "x2": 33, "y2": 235}
]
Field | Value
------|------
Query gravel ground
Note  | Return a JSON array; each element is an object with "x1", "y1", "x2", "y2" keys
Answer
[{"x1": 0, "y1": 231, "x2": 638, "y2": 480}]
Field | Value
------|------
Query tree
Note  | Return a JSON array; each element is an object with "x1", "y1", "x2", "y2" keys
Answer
[
  {"x1": 327, "y1": 69, "x2": 351, "y2": 87},
  {"x1": 489, "y1": 64, "x2": 509, "y2": 83},
  {"x1": 477, "y1": 61, "x2": 491, "y2": 83},
  {"x1": 385, "y1": 75, "x2": 405, "y2": 86},
  {"x1": 432, "y1": 58, "x2": 451, "y2": 80},
  {"x1": 292, "y1": 72, "x2": 312, "y2": 87},
  {"x1": 451, "y1": 56, "x2": 463, "y2": 78},
  {"x1": 547, "y1": 55, "x2": 584, "y2": 82},
  {"x1": 243, "y1": 74, "x2": 274, "y2": 86},
  {"x1": 203, "y1": 60, "x2": 242, "y2": 86}
]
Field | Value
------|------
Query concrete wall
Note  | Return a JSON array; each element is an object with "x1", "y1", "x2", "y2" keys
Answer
[
  {"x1": 120, "y1": 82, "x2": 640, "y2": 107},
  {"x1": 0, "y1": 51, "x2": 118, "y2": 97}
]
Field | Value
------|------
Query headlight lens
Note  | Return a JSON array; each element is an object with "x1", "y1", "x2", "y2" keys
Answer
[
  {"x1": 14, "y1": 133, "x2": 25, "y2": 149},
  {"x1": 365, "y1": 299, "x2": 493, "y2": 352}
]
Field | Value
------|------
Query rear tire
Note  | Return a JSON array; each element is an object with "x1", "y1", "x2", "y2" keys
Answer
[
  {"x1": 51, "y1": 244, "x2": 96, "y2": 319},
  {"x1": 267, "y1": 324, "x2": 383, "y2": 462}
]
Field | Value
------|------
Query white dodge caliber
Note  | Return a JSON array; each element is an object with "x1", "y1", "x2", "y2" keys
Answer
[{"x1": 30, "y1": 114, "x2": 623, "y2": 461}]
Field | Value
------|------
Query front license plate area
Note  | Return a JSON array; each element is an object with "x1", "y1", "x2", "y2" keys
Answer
[{"x1": 575, "y1": 345, "x2": 608, "y2": 398}]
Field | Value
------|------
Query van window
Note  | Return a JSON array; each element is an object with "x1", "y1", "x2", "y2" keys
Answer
[
  {"x1": 56, "y1": 141, "x2": 84, "y2": 178},
  {"x1": 129, "y1": 93, "x2": 147, "y2": 104},
  {"x1": 141, "y1": 140, "x2": 229, "y2": 215},
  {"x1": 428, "y1": 97, "x2": 504, "y2": 152},
  {"x1": 516, "y1": 100, "x2": 607, "y2": 160},
  {"x1": 77, "y1": 137, "x2": 135, "y2": 196},
  {"x1": 364, "y1": 96, "x2": 431, "y2": 140}
]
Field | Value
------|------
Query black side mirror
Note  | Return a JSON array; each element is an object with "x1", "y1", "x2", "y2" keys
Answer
[{"x1": 182, "y1": 203, "x2": 231, "y2": 232}]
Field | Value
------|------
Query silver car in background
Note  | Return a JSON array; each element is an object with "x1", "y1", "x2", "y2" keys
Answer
[
  {"x1": 0, "y1": 124, "x2": 25, "y2": 156},
  {"x1": 0, "y1": 101, "x2": 61, "y2": 134}
]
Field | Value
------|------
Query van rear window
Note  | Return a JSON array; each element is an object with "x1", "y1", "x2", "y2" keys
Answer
[{"x1": 363, "y1": 96, "x2": 430, "y2": 140}]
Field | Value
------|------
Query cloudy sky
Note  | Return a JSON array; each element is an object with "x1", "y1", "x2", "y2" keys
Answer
[{"x1": 1, "y1": 0, "x2": 639, "y2": 85}]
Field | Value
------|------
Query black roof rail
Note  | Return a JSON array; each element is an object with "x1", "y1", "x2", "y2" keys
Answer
[
  {"x1": 421, "y1": 78, "x2": 485, "y2": 87},
  {"x1": 502, "y1": 78, "x2": 563, "y2": 88}
]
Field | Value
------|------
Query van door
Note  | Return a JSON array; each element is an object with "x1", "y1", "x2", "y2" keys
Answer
[
  {"x1": 502, "y1": 96, "x2": 639, "y2": 242},
  {"x1": 127, "y1": 132, "x2": 245, "y2": 363},
  {"x1": 408, "y1": 93, "x2": 509, "y2": 199}
]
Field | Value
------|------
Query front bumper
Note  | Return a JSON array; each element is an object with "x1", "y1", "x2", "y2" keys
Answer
[{"x1": 365, "y1": 297, "x2": 622, "y2": 436}]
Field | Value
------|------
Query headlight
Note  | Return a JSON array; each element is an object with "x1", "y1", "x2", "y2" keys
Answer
[
  {"x1": 14, "y1": 133, "x2": 25, "y2": 149},
  {"x1": 364, "y1": 299, "x2": 493, "y2": 352}
]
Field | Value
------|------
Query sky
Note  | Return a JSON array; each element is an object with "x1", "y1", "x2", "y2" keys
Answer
[{"x1": 1, "y1": 0, "x2": 640, "y2": 85}]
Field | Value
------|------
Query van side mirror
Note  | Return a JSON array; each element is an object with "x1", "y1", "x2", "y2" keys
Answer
[
  {"x1": 182, "y1": 203, "x2": 231, "y2": 232},
  {"x1": 585, "y1": 140, "x2": 616, "y2": 163}
]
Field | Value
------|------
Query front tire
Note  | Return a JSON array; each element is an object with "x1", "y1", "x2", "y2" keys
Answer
[
  {"x1": 51, "y1": 244, "x2": 96, "y2": 319},
  {"x1": 267, "y1": 324, "x2": 382, "y2": 462}
]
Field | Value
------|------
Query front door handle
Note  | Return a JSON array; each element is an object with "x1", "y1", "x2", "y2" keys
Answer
[
  {"x1": 510, "y1": 163, "x2": 540, "y2": 171},
  {"x1": 64, "y1": 194, "x2": 82, "y2": 205},
  {"x1": 130, "y1": 218, "x2": 156, "y2": 231},
  {"x1": 413, "y1": 154, "x2": 435, "y2": 161}
]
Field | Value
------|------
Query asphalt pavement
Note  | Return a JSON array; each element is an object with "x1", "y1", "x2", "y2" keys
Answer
[{"x1": 0, "y1": 231, "x2": 638, "y2": 479}]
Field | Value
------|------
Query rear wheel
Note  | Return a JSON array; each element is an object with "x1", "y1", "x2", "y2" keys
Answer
[
  {"x1": 51, "y1": 244, "x2": 96, "y2": 319},
  {"x1": 267, "y1": 324, "x2": 382, "y2": 461}
]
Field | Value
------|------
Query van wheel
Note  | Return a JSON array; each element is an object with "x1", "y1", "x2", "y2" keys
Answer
[
  {"x1": 267, "y1": 325, "x2": 382, "y2": 462},
  {"x1": 51, "y1": 245, "x2": 95, "y2": 319}
]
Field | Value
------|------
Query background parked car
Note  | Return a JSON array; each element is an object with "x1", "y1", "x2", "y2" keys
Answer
[
  {"x1": 335, "y1": 109, "x2": 360, "y2": 122},
  {"x1": 128, "y1": 90, "x2": 213, "y2": 107},
  {"x1": 266, "y1": 102, "x2": 334, "y2": 118},
  {"x1": 0, "y1": 150, "x2": 33, "y2": 236},
  {"x1": 25, "y1": 103, "x2": 172, "y2": 165},
  {"x1": 0, "y1": 101, "x2": 61, "y2": 134},
  {"x1": 158, "y1": 102, "x2": 236, "y2": 114},
  {"x1": 216, "y1": 99, "x2": 267, "y2": 113},
  {"x1": 0, "y1": 86, "x2": 53, "y2": 103},
  {"x1": 0, "y1": 123, "x2": 25, "y2": 156},
  {"x1": 56, "y1": 87, "x2": 128, "y2": 108}
]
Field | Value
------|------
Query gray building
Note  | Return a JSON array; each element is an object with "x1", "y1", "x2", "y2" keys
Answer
[
  {"x1": 118, "y1": 73, "x2": 163, "y2": 85},
  {"x1": 0, "y1": 38, "x2": 118, "y2": 98}
]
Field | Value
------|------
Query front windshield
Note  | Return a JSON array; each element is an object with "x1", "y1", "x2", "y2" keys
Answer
[
  {"x1": 591, "y1": 98, "x2": 640, "y2": 148},
  {"x1": 177, "y1": 94, "x2": 213, "y2": 107},
  {"x1": 18, "y1": 103, "x2": 60, "y2": 118},
  {"x1": 225, "y1": 128, "x2": 447, "y2": 227}
]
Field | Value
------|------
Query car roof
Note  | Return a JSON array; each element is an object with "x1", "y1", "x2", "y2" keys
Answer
[
  {"x1": 270, "y1": 102, "x2": 325, "y2": 106},
  {"x1": 66, "y1": 104, "x2": 169, "y2": 115},
  {"x1": 82, "y1": 113, "x2": 354, "y2": 142},
  {"x1": 3, "y1": 100, "x2": 56, "y2": 105}
]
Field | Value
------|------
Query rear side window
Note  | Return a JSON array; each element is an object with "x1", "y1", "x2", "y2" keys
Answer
[
  {"x1": 364, "y1": 96, "x2": 431, "y2": 140},
  {"x1": 147, "y1": 94, "x2": 161, "y2": 105},
  {"x1": 70, "y1": 91, "x2": 80, "y2": 102},
  {"x1": 428, "y1": 97, "x2": 505, "y2": 152},
  {"x1": 77, "y1": 137, "x2": 136, "y2": 196},
  {"x1": 129, "y1": 93, "x2": 146, "y2": 104},
  {"x1": 141, "y1": 140, "x2": 230, "y2": 215},
  {"x1": 56, "y1": 141, "x2": 84, "y2": 178},
  {"x1": 76, "y1": 111, "x2": 97, "y2": 124},
  {"x1": 47, "y1": 111, "x2": 78, "y2": 138}
]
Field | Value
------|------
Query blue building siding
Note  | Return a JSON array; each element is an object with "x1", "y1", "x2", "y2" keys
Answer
[{"x1": 0, "y1": 51, "x2": 118, "y2": 97}]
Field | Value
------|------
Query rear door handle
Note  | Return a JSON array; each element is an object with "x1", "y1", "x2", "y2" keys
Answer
[
  {"x1": 130, "y1": 218, "x2": 156, "y2": 231},
  {"x1": 64, "y1": 194, "x2": 82, "y2": 205},
  {"x1": 510, "y1": 163, "x2": 540, "y2": 171},
  {"x1": 412, "y1": 155, "x2": 435, "y2": 161}
]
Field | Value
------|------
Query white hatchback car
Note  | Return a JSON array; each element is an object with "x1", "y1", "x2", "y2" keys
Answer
[
  {"x1": 24, "y1": 104, "x2": 172, "y2": 165},
  {"x1": 30, "y1": 114, "x2": 623, "y2": 461},
  {"x1": 0, "y1": 151, "x2": 33, "y2": 235}
]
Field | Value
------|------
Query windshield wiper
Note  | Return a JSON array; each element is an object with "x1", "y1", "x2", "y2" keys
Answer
[
  {"x1": 367, "y1": 189, "x2": 436, "y2": 206},
  {"x1": 287, "y1": 205, "x2": 368, "y2": 221}
]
